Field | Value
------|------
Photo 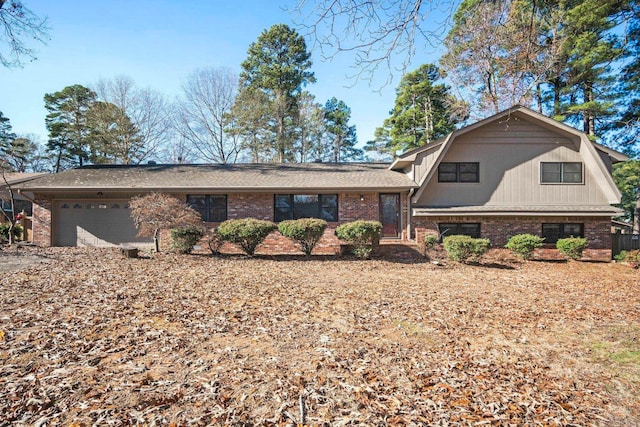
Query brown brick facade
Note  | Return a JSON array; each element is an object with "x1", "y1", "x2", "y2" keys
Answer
[
  {"x1": 32, "y1": 194, "x2": 52, "y2": 247},
  {"x1": 158, "y1": 192, "x2": 393, "y2": 255},
  {"x1": 413, "y1": 216, "x2": 612, "y2": 261}
]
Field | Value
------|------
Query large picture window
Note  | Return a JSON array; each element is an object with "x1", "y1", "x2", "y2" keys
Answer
[
  {"x1": 186, "y1": 194, "x2": 227, "y2": 222},
  {"x1": 541, "y1": 223, "x2": 584, "y2": 243},
  {"x1": 438, "y1": 162, "x2": 479, "y2": 182},
  {"x1": 274, "y1": 194, "x2": 338, "y2": 222},
  {"x1": 438, "y1": 223, "x2": 481, "y2": 239},
  {"x1": 540, "y1": 162, "x2": 583, "y2": 183}
]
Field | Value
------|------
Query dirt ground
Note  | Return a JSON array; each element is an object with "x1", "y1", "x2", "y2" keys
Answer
[{"x1": 1, "y1": 247, "x2": 639, "y2": 426}]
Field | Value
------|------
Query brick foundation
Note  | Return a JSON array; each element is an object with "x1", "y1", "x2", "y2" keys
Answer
[{"x1": 413, "y1": 216, "x2": 612, "y2": 261}]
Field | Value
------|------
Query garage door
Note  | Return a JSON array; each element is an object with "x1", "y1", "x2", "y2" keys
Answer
[{"x1": 55, "y1": 200, "x2": 152, "y2": 247}]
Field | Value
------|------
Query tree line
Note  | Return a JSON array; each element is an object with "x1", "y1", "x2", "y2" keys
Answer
[{"x1": 1, "y1": 24, "x2": 362, "y2": 172}]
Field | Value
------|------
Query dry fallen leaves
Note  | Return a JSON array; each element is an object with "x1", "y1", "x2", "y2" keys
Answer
[{"x1": 0, "y1": 247, "x2": 639, "y2": 426}]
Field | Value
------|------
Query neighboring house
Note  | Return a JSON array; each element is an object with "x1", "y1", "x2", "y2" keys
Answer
[
  {"x1": 16, "y1": 105, "x2": 626, "y2": 259},
  {"x1": 1, "y1": 172, "x2": 49, "y2": 242}
]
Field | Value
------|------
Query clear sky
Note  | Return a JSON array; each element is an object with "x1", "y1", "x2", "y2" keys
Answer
[{"x1": 0, "y1": 0, "x2": 444, "y2": 158}]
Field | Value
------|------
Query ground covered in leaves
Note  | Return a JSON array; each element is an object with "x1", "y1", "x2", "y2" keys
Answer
[{"x1": 1, "y1": 247, "x2": 639, "y2": 426}]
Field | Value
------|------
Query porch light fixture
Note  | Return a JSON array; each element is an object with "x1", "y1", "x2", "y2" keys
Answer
[
  {"x1": 97, "y1": 192, "x2": 103, "y2": 196},
  {"x1": 360, "y1": 194, "x2": 365, "y2": 201}
]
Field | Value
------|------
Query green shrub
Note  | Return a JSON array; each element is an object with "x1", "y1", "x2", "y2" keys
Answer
[
  {"x1": 615, "y1": 249, "x2": 640, "y2": 268},
  {"x1": 443, "y1": 235, "x2": 491, "y2": 263},
  {"x1": 505, "y1": 233, "x2": 545, "y2": 260},
  {"x1": 0, "y1": 223, "x2": 22, "y2": 242},
  {"x1": 614, "y1": 250, "x2": 628, "y2": 262},
  {"x1": 170, "y1": 226, "x2": 204, "y2": 254},
  {"x1": 335, "y1": 220, "x2": 382, "y2": 259},
  {"x1": 424, "y1": 235, "x2": 439, "y2": 252},
  {"x1": 556, "y1": 237, "x2": 588, "y2": 260},
  {"x1": 278, "y1": 218, "x2": 327, "y2": 256},
  {"x1": 217, "y1": 218, "x2": 277, "y2": 256}
]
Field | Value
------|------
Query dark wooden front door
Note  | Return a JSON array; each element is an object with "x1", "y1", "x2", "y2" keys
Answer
[{"x1": 379, "y1": 193, "x2": 400, "y2": 238}]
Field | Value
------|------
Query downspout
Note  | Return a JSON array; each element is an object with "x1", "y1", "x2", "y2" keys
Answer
[{"x1": 407, "y1": 188, "x2": 415, "y2": 241}]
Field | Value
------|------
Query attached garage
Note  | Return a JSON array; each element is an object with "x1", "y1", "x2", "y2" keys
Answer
[{"x1": 54, "y1": 200, "x2": 152, "y2": 247}]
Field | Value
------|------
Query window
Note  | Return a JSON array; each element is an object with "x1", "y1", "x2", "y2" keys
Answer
[
  {"x1": 438, "y1": 162, "x2": 479, "y2": 182},
  {"x1": 540, "y1": 162, "x2": 583, "y2": 183},
  {"x1": 438, "y1": 223, "x2": 481, "y2": 239},
  {"x1": 187, "y1": 194, "x2": 227, "y2": 222},
  {"x1": 541, "y1": 223, "x2": 584, "y2": 244},
  {"x1": 274, "y1": 194, "x2": 338, "y2": 222}
]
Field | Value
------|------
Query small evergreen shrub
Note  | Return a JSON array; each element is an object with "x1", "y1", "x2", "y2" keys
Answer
[
  {"x1": 0, "y1": 223, "x2": 22, "y2": 242},
  {"x1": 424, "y1": 235, "x2": 439, "y2": 252},
  {"x1": 505, "y1": 233, "x2": 545, "y2": 260},
  {"x1": 278, "y1": 218, "x2": 327, "y2": 256},
  {"x1": 217, "y1": 218, "x2": 277, "y2": 256},
  {"x1": 335, "y1": 220, "x2": 382, "y2": 259},
  {"x1": 614, "y1": 250, "x2": 628, "y2": 262},
  {"x1": 556, "y1": 237, "x2": 588, "y2": 260},
  {"x1": 170, "y1": 226, "x2": 204, "y2": 254},
  {"x1": 443, "y1": 235, "x2": 491, "y2": 263}
]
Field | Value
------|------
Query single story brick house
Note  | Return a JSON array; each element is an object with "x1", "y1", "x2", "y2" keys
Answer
[{"x1": 17, "y1": 105, "x2": 627, "y2": 259}]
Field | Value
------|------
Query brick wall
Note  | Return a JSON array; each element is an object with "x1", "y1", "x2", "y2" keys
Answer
[
  {"x1": 32, "y1": 194, "x2": 52, "y2": 246},
  {"x1": 159, "y1": 191, "x2": 390, "y2": 255},
  {"x1": 413, "y1": 216, "x2": 612, "y2": 261}
]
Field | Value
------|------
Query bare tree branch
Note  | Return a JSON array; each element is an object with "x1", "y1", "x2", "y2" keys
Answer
[
  {"x1": 0, "y1": 0, "x2": 49, "y2": 67},
  {"x1": 290, "y1": 0, "x2": 460, "y2": 86}
]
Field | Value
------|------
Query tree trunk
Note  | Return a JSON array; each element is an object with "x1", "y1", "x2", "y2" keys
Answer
[
  {"x1": 153, "y1": 228, "x2": 160, "y2": 252},
  {"x1": 634, "y1": 179, "x2": 640, "y2": 235}
]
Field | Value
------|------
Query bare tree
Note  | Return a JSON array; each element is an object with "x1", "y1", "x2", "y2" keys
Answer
[
  {"x1": 94, "y1": 75, "x2": 174, "y2": 163},
  {"x1": 0, "y1": 0, "x2": 49, "y2": 67},
  {"x1": 129, "y1": 193, "x2": 202, "y2": 253},
  {"x1": 440, "y1": 0, "x2": 564, "y2": 117},
  {"x1": 291, "y1": 0, "x2": 459, "y2": 85},
  {"x1": 175, "y1": 67, "x2": 242, "y2": 163}
]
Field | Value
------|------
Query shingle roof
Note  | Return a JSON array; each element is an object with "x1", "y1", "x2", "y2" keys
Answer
[{"x1": 17, "y1": 163, "x2": 418, "y2": 192}]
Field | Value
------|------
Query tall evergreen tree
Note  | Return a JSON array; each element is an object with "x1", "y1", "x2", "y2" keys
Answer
[
  {"x1": 0, "y1": 111, "x2": 17, "y2": 167},
  {"x1": 235, "y1": 24, "x2": 315, "y2": 162},
  {"x1": 44, "y1": 85, "x2": 97, "y2": 171},
  {"x1": 323, "y1": 97, "x2": 360, "y2": 162},
  {"x1": 86, "y1": 101, "x2": 142, "y2": 164},
  {"x1": 369, "y1": 64, "x2": 466, "y2": 157}
]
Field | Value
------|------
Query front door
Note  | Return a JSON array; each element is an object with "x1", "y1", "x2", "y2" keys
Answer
[{"x1": 379, "y1": 193, "x2": 400, "y2": 238}]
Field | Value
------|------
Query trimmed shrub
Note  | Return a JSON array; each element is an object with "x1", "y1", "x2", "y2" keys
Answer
[
  {"x1": 217, "y1": 218, "x2": 277, "y2": 256},
  {"x1": 170, "y1": 226, "x2": 204, "y2": 254},
  {"x1": 505, "y1": 233, "x2": 545, "y2": 260},
  {"x1": 0, "y1": 223, "x2": 22, "y2": 242},
  {"x1": 278, "y1": 218, "x2": 327, "y2": 257},
  {"x1": 335, "y1": 220, "x2": 382, "y2": 259},
  {"x1": 443, "y1": 235, "x2": 491, "y2": 263},
  {"x1": 556, "y1": 237, "x2": 588, "y2": 260}
]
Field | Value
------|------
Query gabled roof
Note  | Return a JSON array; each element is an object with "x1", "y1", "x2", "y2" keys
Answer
[
  {"x1": 16, "y1": 163, "x2": 418, "y2": 193},
  {"x1": 391, "y1": 105, "x2": 624, "y2": 204}
]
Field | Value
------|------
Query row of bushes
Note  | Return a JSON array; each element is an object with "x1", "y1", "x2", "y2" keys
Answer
[
  {"x1": 424, "y1": 233, "x2": 589, "y2": 263},
  {"x1": 170, "y1": 218, "x2": 382, "y2": 258}
]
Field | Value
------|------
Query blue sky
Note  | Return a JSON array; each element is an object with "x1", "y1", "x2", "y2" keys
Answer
[{"x1": 0, "y1": 1, "x2": 444, "y2": 157}]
